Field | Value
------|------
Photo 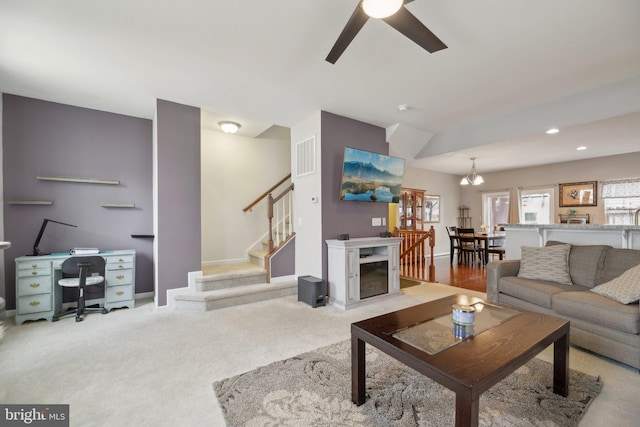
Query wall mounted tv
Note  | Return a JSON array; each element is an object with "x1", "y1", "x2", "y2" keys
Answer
[{"x1": 339, "y1": 147, "x2": 405, "y2": 203}]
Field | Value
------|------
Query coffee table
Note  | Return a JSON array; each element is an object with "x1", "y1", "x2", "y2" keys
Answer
[{"x1": 351, "y1": 294, "x2": 569, "y2": 427}]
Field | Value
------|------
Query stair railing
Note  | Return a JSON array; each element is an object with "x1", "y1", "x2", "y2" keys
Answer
[
  {"x1": 243, "y1": 174, "x2": 295, "y2": 282},
  {"x1": 393, "y1": 226, "x2": 435, "y2": 282}
]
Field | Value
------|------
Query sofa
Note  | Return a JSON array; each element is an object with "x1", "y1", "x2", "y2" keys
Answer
[{"x1": 487, "y1": 241, "x2": 640, "y2": 370}]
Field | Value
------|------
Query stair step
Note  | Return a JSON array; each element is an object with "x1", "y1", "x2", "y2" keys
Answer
[
  {"x1": 173, "y1": 280, "x2": 297, "y2": 311},
  {"x1": 195, "y1": 268, "x2": 266, "y2": 292}
]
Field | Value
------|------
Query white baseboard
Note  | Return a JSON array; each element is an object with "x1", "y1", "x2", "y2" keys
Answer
[{"x1": 270, "y1": 274, "x2": 296, "y2": 283}]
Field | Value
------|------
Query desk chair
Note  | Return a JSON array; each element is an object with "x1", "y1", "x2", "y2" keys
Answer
[{"x1": 52, "y1": 256, "x2": 108, "y2": 322}]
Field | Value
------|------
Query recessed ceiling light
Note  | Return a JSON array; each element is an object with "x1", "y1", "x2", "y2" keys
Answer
[
  {"x1": 546, "y1": 128, "x2": 559, "y2": 134},
  {"x1": 397, "y1": 104, "x2": 409, "y2": 112},
  {"x1": 576, "y1": 146, "x2": 587, "y2": 151}
]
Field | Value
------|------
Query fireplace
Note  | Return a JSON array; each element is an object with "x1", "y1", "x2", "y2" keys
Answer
[{"x1": 359, "y1": 261, "x2": 389, "y2": 299}]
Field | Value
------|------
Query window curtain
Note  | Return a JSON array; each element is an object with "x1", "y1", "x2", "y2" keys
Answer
[
  {"x1": 507, "y1": 187, "x2": 521, "y2": 224},
  {"x1": 601, "y1": 178, "x2": 640, "y2": 198}
]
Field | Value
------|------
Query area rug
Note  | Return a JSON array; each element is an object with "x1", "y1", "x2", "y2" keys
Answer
[{"x1": 214, "y1": 340, "x2": 602, "y2": 427}]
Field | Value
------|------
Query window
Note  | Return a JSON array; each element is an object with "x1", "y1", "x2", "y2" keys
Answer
[
  {"x1": 482, "y1": 191, "x2": 510, "y2": 229},
  {"x1": 602, "y1": 179, "x2": 640, "y2": 224},
  {"x1": 519, "y1": 187, "x2": 554, "y2": 224}
]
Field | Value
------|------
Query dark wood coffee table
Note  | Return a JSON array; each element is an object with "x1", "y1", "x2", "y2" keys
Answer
[{"x1": 351, "y1": 294, "x2": 569, "y2": 427}]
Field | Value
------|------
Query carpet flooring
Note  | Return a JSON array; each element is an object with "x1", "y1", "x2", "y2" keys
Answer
[{"x1": 214, "y1": 339, "x2": 602, "y2": 426}]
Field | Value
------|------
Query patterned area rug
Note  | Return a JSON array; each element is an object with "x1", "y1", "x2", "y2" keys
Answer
[{"x1": 214, "y1": 340, "x2": 602, "y2": 426}]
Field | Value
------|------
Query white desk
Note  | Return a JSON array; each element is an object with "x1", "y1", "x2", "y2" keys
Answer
[{"x1": 15, "y1": 250, "x2": 135, "y2": 325}]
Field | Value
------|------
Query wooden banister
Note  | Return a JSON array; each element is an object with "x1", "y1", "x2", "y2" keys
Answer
[{"x1": 243, "y1": 174, "x2": 291, "y2": 212}]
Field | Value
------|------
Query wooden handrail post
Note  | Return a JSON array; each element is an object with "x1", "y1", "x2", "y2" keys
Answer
[{"x1": 267, "y1": 193, "x2": 274, "y2": 253}]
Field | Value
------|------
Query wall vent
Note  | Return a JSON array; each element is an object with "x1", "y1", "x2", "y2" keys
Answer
[{"x1": 296, "y1": 136, "x2": 316, "y2": 177}]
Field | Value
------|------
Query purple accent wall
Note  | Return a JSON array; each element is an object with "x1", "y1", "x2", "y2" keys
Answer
[
  {"x1": 2, "y1": 94, "x2": 153, "y2": 310},
  {"x1": 320, "y1": 111, "x2": 390, "y2": 282},
  {"x1": 270, "y1": 236, "x2": 295, "y2": 277},
  {"x1": 155, "y1": 99, "x2": 201, "y2": 306}
]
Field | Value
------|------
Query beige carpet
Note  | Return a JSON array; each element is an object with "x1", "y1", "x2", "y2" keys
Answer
[{"x1": 214, "y1": 339, "x2": 602, "y2": 426}]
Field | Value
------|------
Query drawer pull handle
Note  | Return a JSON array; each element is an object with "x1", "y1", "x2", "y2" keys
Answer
[
  {"x1": 32, "y1": 271, "x2": 38, "y2": 275},
  {"x1": 30, "y1": 283, "x2": 40, "y2": 288},
  {"x1": 119, "y1": 265, "x2": 124, "y2": 269},
  {"x1": 116, "y1": 291, "x2": 124, "y2": 296},
  {"x1": 116, "y1": 275, "x2": 125, "y2": 280},
  {"x1": 29, "y1": 301, "x2": 40, "y2": 307},
  {"x1": 32, "y1": 263, "x2": 38, "y2": 268},
  {"x1": 119, "y1": 258, "x2": 124, "y2": 262}
]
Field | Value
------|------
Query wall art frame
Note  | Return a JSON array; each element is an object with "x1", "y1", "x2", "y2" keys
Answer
[
  {"x1": 559, "y1": 181, "x2": 597, "y2": 207},
  {"x1": 424, "y1": 194, "x2": 440, "y2": 223}
]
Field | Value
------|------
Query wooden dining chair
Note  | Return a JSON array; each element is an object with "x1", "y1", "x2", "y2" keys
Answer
[
  {"x1": 457, "y1": 228, "x2": 483, "y2": 265},
  {"x1": 446, "y1": 226, "x2": 461, "y2": 264}
]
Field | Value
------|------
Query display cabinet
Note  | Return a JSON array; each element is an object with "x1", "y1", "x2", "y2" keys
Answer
[{"x1": 398, "y1": 188, "x2": 425, "y2": 230}]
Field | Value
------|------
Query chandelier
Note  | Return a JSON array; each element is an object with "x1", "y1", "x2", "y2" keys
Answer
[{"x1": 460, "y1": 157, "x2": 484, "y2": 186}]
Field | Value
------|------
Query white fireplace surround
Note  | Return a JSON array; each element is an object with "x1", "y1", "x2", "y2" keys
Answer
[{"x1": 326, "y1": 237, "x2": 401, "y2": 309}]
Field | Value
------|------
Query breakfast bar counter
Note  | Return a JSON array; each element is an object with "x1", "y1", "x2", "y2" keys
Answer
[{"x1": 502, "y1": 224, "x2": 640, "y2": 259}]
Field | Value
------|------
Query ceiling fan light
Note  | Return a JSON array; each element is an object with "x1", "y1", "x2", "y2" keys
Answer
[
  {"x1": 362, "y1": 0, "x2": 403, "y2": 19},
  {"x1": 218, "y1": 121, "x2": 241, "y2": 134}
]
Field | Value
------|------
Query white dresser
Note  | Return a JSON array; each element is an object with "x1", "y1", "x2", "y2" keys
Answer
[{"x1": 15, "y1": 250, "x2": 136, "y2": 325}]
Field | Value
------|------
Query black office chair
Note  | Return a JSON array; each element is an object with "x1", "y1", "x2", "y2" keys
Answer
[{"x1": 52, "y1": 256, "x2": 108, "y2": 322}]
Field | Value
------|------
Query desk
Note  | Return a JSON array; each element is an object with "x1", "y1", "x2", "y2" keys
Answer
[{"x1": 15, "y1": 250, "x2": 135, "y2": 325}]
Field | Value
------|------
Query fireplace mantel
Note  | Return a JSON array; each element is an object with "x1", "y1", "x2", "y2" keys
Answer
[{"x1": 326, "y1": 237, "x2": 402, "y2": 309}]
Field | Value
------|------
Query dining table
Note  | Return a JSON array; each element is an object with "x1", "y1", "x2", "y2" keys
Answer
[{"x1": 451, "y1": 232, "x2": 505, "y2": 264}]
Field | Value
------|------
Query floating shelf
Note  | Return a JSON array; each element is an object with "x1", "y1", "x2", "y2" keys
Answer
[
  {"x1": 100, "y1": 203, "x2": 135, "y2": 208},
  {"x1": 131, "y1": 234, "x2": 154, "y2": 239},
  {"x1": 7, "y1": 200, "x2": 53, "y2": 205},
  {"x1": 37, "y1": 176, "x2": 120, "y2": 185}
]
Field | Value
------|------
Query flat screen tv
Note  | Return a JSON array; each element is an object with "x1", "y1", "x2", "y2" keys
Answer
[{"x1": 339, "y1": 147, "x2": 405, "y2": 203}]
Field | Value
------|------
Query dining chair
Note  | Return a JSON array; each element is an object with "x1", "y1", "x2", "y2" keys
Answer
[
  {"x1": 446, "y1": 226, "x2": 461, "y2": 264},
  {"x1": 457, "y1": 228, "x2": 483, "y2": 265}
]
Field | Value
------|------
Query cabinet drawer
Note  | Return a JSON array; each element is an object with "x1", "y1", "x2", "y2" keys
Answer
[
  {"x1": 17, "y1": 267, "x2": 51, "y2": 278},
  {"x1": 17, "y1": 260, "x2": 51, "y2": 270},
  {"x1": 106, "y1": 269, "x2": 133, "y2": 285},
  {"x1": 106, "y1": 255, "x2": 134, "y2": 265},
  {"x1": 107, "y1": 262, "x2": 134, "y2": 271},
  {"x1": 106, "y1": 285, "x2": 133, "y2": 303},
  {"x1": 17, "y1": 277, "x2": 52, "y2": 296},
  {"x1": 17, "y1": 294, "x2": 52, "y2": 314}
]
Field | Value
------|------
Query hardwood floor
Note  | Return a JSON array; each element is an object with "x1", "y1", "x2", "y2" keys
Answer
[{"x1": 430, "y1": 255, "x2": 488, "y2": 293}]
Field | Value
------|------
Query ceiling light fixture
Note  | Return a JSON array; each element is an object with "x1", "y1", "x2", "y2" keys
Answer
[
  {"x1": 361, "y1": 0, "x2": 403, "y2": 19},
  {"x1": 397, "y1": 104, "x2": 409, "y2": 111},
  {"x1": 577, "y1": 146, "x2": 587, "y2": 151},
  {"x1": 218, "y1": 121, "x2": 241, "y2": 134},
  {"x1": 546, "y1": 128, "x2": 559, "y2": 134},
  {"x1": 460, "y1": 157, "x2": 484, "y2": 186}
]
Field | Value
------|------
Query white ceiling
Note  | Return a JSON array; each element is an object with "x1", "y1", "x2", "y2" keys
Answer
[{"x1": 1, "y1": 0, "x2": 639, "y2": 175}]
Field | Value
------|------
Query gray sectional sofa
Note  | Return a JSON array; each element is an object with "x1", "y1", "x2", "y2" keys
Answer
[{"x1": 487, "y1": 241, "x2": 640, "y2": 370}]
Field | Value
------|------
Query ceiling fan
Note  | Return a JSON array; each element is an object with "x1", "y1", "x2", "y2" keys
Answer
[{"x1": 326, "y1": 0, "x2": 447, "y2": 64}]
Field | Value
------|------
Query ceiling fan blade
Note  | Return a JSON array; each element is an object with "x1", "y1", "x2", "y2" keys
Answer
[
  {"x1": 383, "y1": 6, "x2": 447, "y2": 53},
  {"x1": 325, "y1": 4, "x2": 370, "y2": 64}
]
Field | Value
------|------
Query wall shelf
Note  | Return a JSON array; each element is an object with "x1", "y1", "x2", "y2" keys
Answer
[
  {"x1": 7, "y1": 200, "x2": 53, "y2": 205},
  {"x1": 100, "y1": 203, "x2": 135, "y2": 208},
  {"x1": 131, "y1": 234, "x2": 154, "y2": 239},
  {"x1": 37, "y1": 175, "x2": 120, "y2": 185}
]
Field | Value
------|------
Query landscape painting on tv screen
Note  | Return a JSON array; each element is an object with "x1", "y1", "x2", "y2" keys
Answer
[{"x1": 339, "y1": 147, "x2": 405, "y2": 203}]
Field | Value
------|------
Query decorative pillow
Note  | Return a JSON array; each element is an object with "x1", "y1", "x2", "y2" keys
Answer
[
  {"x1": 590, "y1": 263, "x2": 640, "y2": 304},
  {"x1": 518, "y1": 244, "x2": 572, "y2": 285}
]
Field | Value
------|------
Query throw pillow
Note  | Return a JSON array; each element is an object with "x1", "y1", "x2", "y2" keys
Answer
[
  {"x1": 518, "y1": 244, "x2": 572, "y2": 285},
  {"x1": 590, "y1": 263, "x2": 640, "y2": 304}
]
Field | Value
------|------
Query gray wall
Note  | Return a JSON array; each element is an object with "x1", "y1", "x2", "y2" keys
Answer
[
  {"x1": 320, "y1": 111, "x2": 390, "y2": 282},
  {"x1": 2, "y1": 94, "x2": 153, "y2": 310},
  {"x1": 155, "y1": 99, "x2": 201, "y2": 306}
]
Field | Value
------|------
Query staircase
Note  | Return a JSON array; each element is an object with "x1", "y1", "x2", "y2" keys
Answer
[
  {"x1": 173, "y1": 262, "x2": 297, "y2": 311},
  {"x1": 173, "y1": 175, "x2": 297, "y2": 312}
]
